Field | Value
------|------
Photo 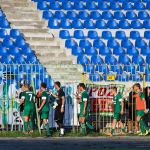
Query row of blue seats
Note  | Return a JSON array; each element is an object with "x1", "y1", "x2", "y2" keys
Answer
[
  {"x1": 37, "y1": 1, "x2": 150, "y2": 10},
  {"x1": 60, "y1": 30, "x2": 150, "y2": 39},
  {"x1": 48, "y1": 19, "x2": 150, "y2": 29},
  {"x1": 71, "y1": 46, "x2": 150, "y2": 56},
  {"x1": 0, "y1": 29, "x2": 23, "y2": 38},
  {"x1": 43, "y1": 10, "x2": 150, "y2": 21},
  {"x1": 77, "y1": 54, "x2": 150, "y2": 65},
  {"x1": 0, "y1": 10, "x2": 10, "y2": 28},
  {"x1": 89, "y1": 73, "x2": 150, "y2": 82},
  {"x1": 65, "y1": 39, "x2": 150, "y2": 49}
]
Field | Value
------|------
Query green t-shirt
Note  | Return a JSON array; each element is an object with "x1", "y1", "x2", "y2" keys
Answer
[
  {"x1": 41, "y1": 91, "x2": 49, "y2": 112},
  {"x1": 113, "y1": 93, "x2": 123, "y2": 113},
  {"x1": 21, "y1": 91, "x2": 35, "y2": 109},
  {"x1": 80, "y1": 90, "x2": 90, "y2": 113}
]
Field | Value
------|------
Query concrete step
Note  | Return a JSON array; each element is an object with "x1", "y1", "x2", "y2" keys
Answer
[
  {"x1": 26, "y1": 40, "x2": 59, "y2": 46},
  {"x1": 23, "y1": 32, "x2": 54, "y2": 38},
  {"x1": 0, "y1": 2, "x2": 36, "y2": 7},
  {"x1": 20, "y1": 28, "x2": 50, "y2": 34}
]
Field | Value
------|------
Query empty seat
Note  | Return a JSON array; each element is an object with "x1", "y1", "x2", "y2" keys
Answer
[
  {"x1": 134, "y1": 2, "x2": 145, "y2": 10},
  {"x1": 62, "y1": 1, "x2": 73, "y2": 10},
  {"x1": 77, "y1": 55, "x2": 89, "y2": 64},
  {"x1": 107, "y1": 20, "x2": 119, "y2": 29},
  {"x1": 21, "y1": 45, "x2": 33, "y2": 55},
  {"x1": 144, "y1": 31, "x2": 150, "y2": 39},
  {"x1": 113, "y1": 47, "x2": 125, "y2": 55},
  {"x1": 60, "y1": 19, "x2": 71, "y2": 29},
  {"x1": 88, "y1": 31, "x2": 99, "y2": 39},
  {"x1": 146, "y1": 56, "x2": 150, "y2": 64},
  {"x1": 126, "y1": 11, "x2": 137, "y2": 20},
  {"x1": 135, "y1": 39, "x2": 147, "y2": 48},
  {"x1": 72, "y1": 47, "x2": 83, "y2": 56},
  {"x1": 89, "y1": 73, "x2": 103, "y2": 82},
  {"x1": 122, "y1": 2, "x2": 133, "y2": 10},
  {"x1": 146, "y1": 2, "x2": 150, "y2": 9},
  {"x1": 1, "y1": 55, "x2": 13, "y2": 64},
  {"x1": 78, "y1": 11, "x2": 89, "y2": 20},
  {"x1": 110, "y1": 65, "x2": 123, "y2": 74},
  {"x1": 116, "y1": 72, "x2": 129, "y2": 82},
  {"x1": 107, "y1": 39, "x2": 119, "y2": 48},
  {"x1": 85, "y1": 47, "x2": 97, "y2": 55},
  {"x1": 132, "y1": 55, "x2": 145, "y2": 65},
  {"x1": 15, "y1": 38, "x2": 26, "y2": 47},
  {"x1": 55, "y1": 11, "x2": 66, "y2": 19},
  {"x1": 98, "y1": 2, "x2": 109, "y2": 10},
  {"x1": 74, "y1": 30, "x2": 85, "y2": 39},
  {"x1": 115, "y1": 31, "x2": 126, "y2": 39},
  {"x1": 102, "y1": 31, "x2": 112, "y2": 39},
  {"x1": 0, "y1": 19, "x2": 10, "y2": 28},
  {"x1": 93, "y1": 39, "x2": 105, "y2": 48},
  {"x1": 119, "y1": 55, "x2": 131, "y2": 64},
  {"x1": 2, "y1": 37, "x2": 14, "y2": 47},
  {"x1": 130, "y1": 31, "x2": 140, "y2": 39},
  {"x1": 59, "y1": 30, "x2": 71, "y2": 39},
  {"x1": 26, "y1": 55, "x2": 38, "y2": 64},
  {"x1": 72, "y1": 20, "x2": 83, "y2": 29},
  {"x1": 99, "y1": 46, "x2": 111, "y2": 55},
  {"x1": 91, "y1": 55, "x2": 104, "y2": 64},
  {"x1": 138, "y1": 11, "x2": 149, "y2": 20},
  {"x1": 48, "y1": 19, "x2": 59, "y2": 29},
  {"x1": 43, "y1": 11, "x2": 54, "y2": 19},
  {"x1": 10, "y1": 29, "x2": 22, "y2": 38},
  {"x1": 50, "y1": 2, "x2": 61, "y2": 10},
  {"x1": 130, "y1": 73, "x2": 142, "y2": 82},
  {"x1": 119, "y1": 20, "x2": 130, "y2": 29},
  {"x1": 66, "y1": 11, "x2": 77, "y2": 20},
  {"x1": 137, "y1": 65, "x2": 150, "y2": 73},
  {"x1": 143, "y1": 20, "x2": 150, "y2": 29},
  {"x1": 141, "y1": 47, "x2": 150, "y2": 55},
  {"x1": 127, "y1": 47, "x2": 139, "y2": 55},
  {"x1": 90, "y1": 11, "x2": 101, "y2": 20},
  {"x1": 124, "y1": 65, "x2": 136, "y2": 74},
  {"x1": 84, "y1": 65, "x2": 95, "y2": 73},
  {"x1": 121, "y1": 39, "x2": 133, "y2": 48},
  {"x1": 8, "y1": 46, "x2": 20, "y2": 55},
  {"x1": 86, "y1": 2, "x2": 97, "y2": 10},
  {"x1": 96, "y1": 20, "x2": 107, "y2": 29},
  {"x1": 74, "y1": 2, "x2": 85, "y2": 10},
  {"x1": 114, "y1": 11, "x2": 125, "y2": 20},
  {"x1": 65, "y1": 39, "x2": 78, "y2": 48},
  {"x1": 105, "y1": 55, "x2": 117, "y2": 65},
  {"x1": 110, "y1": 2, "x2": 121, "y2": 10},
  {"x1": 14, "y1": 56, "x2": 26, "y2": 64},
  {"x1": 0, "y1": 46, "x2": 7, "y2": 57},
  {"x1": 131, "y1": 20, "x2": 143, "y2": 29},
  {"x1": 0, "y1": 29, "x2": 7, "y2": 38},
  {"x1": 84, "y1": 20, "x2": 95, "y2": 29},
  {"x1": 79, "y1": 39, "x2": 92, "y2": 48},
  {"x1": 102, "y1": 11, "x2": 113, "y2": 20},
  {"x1": 37, "y1": 2, "x2": 49, "y2": 10}
]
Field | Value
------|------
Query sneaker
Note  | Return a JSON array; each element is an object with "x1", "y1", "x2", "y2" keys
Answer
[{"x1": 138, "y1": 130, "x2": 149, "y2": 136}]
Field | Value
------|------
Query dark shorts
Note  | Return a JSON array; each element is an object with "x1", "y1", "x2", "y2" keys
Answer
[
  {"x1": 41, "y1": 111, "x2": 49, "y2": 119},
  {"x1": 114, "y1": 113, "x2": 121, "y2": 121},
  {"x1": 54, "y1": 105, "x2": 64, "y2": 123}
]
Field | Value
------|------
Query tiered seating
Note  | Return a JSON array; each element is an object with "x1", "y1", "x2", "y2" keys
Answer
[
  {"x1": 33, "y1": 0, "x2": 150, "y2": 82},
  {"x1": 0, "y1": 9, "x2": 53, "y2": 88}
]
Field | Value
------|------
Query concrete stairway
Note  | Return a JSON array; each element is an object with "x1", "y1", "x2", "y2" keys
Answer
[{"x1": 0, "y1": 0, "x2": 83, "y2": 84}]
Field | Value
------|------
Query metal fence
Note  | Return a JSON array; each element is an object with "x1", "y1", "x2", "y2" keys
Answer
[{"x1": 0, "y1": 64, "x2": 150, "y2": 135}]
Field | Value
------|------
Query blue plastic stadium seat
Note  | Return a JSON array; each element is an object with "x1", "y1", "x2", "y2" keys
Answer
[
  {"x1": 141, "y1": 47, "x2": 150, "y2": 56},
  {"x1": 48, "y1": 19, "x2": 59, "y2": 29},
  {"x1": 89, "y1": 73, "x2": 103, "y2": 82},
  {"x1": 146, "y1": 2, "x2": 150, "y2": 9},
  {"x1": 74, "y1": 2, "x2": 85, "y2": 10},
  {"x1": 119, "y1": 55, "x2": 131, "y2": 64},
  {"x1": 0, "y1": 46, "x2": 7, "y2": 57},
  {"x1": 2, "y1": 37, "x2": 14, "y2": 47},
  {"x1": 134, "y1": 2, "x2": 145, "y2": 10},
  {"x1": 110, "y1": 65, "x2": 123, "y2": 74},
  {"x1": 144, "y1": 31, "x2": 150, "y2": 39},
  {"x1": 0, "y1": 19, "x2": 10, "y2": 28},
  {"x1": 121, "y1": 39, "x2": 133, "y2": 48},
  {"x1": 130, "y1": 73, "x2": 142, "y2": 82},
  {"x1": 96, "y1": 65, "x2": 109, "y2": 74},
  {"x1": 107, "y1": 20, "x2": 119, "y2": 29},
  {"x1": 146, "y1": 56, "x2": 150, "y2": 64},
  {"x1": 143, "y1": 0, "x2": 150, "y2": 2},
  {"x1": 8, "y1": 46, "x2": 20, "y2": 56},
  {"x1": 85, "y1": 47, "x2": 97, "y2": 55},
  {"x1": 130, "y1": 31, "x2": 140, "y2": 39},
  {"x1": 107, "y1": 39, "x2": 119, "y2": 48},
  {"x1": 135, "y1": 39, "x2": 147, "y2": 48},
  {"x1": 114, "y1": 11, "x2": 125, "y2": 20},
  {"x1": 132, "y1": 55, "x2": 145, "y2": 65},
  {"x1": 62, "y1": 1, "x2": 73, "y2": 10},
  {"x1": 113, "y1": 47, "x2": 125, "y2": 55},
  {"x1": 124, "y1": 65, "x2": 136, "y2": 74},
  {"x1": 102, "y1": 31, "x2": 112, "y2": 39},
  {"x1": 126, "y1": 11, "x2": 137, "y2": 20},
  {"x1": 60, "y1": 19, "x2": 71, "y2": 29},
  {"x1": 99, "y1": 46, "x2": 111, "y2": 55},
  {"x1": 74, "y1": 30, "x2": 85, "y2": 39},
  {"x1": 88, "y1": 31, "x2": 98, "y2": 39},
  {"x1": 0, "y1": 29, "x2": 7, "y2": 38},
  {"x1": 72, "y1": 46, "x2": 83, "y2": 56},
  {"x1": 10, "y1": 29, "x2": 22, "y2": 38},
  {"x1": 55, "y1": 11, "x2": 66, "y2": 19},
  {"x1": 93, "y1": 39, "x2": 105, "y2": 48},
  {"x1": 138, "y1": 11, "x2": 149, "y2": 20},
  {"x1": 50, "y1": 2, "x2": 61, "y2": 10},
  {"x1": 37, "y1": 2, "x2": 49, "y2": 10},
  {"x1": 59, "y1": 30, "x2": 71, "y2": 39},
  {"x1": 79, "y1": 39, "x2": 92, "y2": 48},
  {"x1": 1, "y1": 55, "x2": 13, "y2": 64},
  {"x1": 65, "y1": 39, "x2": 78, "y2": 48},
  {"x1": 21, "y1": 45, "x2": 33, "y2": 56},
  {"x1": 137, "y1": 65, "x2": 150, "y2": 73},
  {"x1": 43, "y1": 11, "x2": 53, "y2": 19},
  {"x1": 110, "y1": 2, "x2": 121, "y2": 10},
  {"x1": 90, "y1": 11, "x2": 101, "y2": 20},
  {"x1": 96, "y1": 20, "x2": 107, "y2": 29},
  {"x1": 122, "y1": 2, "x2": 133, "y2": 10},
  {"x1": 143, "y1": 20, "x2": 150, "y2": 29},
  {"x1": 131, "y1": 20, "x2": 143, "y2": 29},
  {"x1": 115, "y1": 31, "x2": 126, "y2": 39},
  {"x1": 77, "y1": 55, "x2": 89, "y2": 64},
  {"x1": 26, "y1": 55, "x2": 38, "y2": 64},
  {"x1": 78, "y1": 11, "x2": 89, "y2": 20},
  {"x1": 102, "y1": 11, "x2": 113, "y2": 20},
  {"x1": 119, "y1": 20, "x2": 130, "y2": 29},
  {"x1": 66, "y1": 11, "x2": 77, "y2": 20},
  {"x1": 84, "y1": 20, "x2": 95, "y2": 29},
  {"x1": 72, "y1": 20, "x2": 83, "y2": 29},
  {"x1": 84, "y1": 65, "x2": 95, "y2": 73},
  {"x1": 14, "y1": 56, "x2": 26, "y2": 64},
  {"x1": 105, "y1": 55, "x2": 117, "y2": 65},
  {"x1": 127, "y1": 47, "x2": 139, "y2": 55},
  {"x1": 98, "y1": 2, "x2": 109, "y2": 10},
  {"x1": 116, "y1": 72, "x2": 129, "y2": 82},
  {"x1": 15, "y1": 38, "x2": 26, "y2": 47},
  {"x1": 91, "y1": 55, "x2": 104, "y2": 64},
  {"x1": 86, "y1": 2, "x2": 97, "y2": 10}
]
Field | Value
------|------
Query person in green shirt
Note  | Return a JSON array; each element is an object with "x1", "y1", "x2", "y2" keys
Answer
[
  {"x1": 106, "y1": 87, "x2": 126, "y2": 136},
  {"x1": 20, "y1": 83, "x2": 35, "y2": 134},
  {"x1": 38, "y1": 82, "x2": 51, "y2": 137}
]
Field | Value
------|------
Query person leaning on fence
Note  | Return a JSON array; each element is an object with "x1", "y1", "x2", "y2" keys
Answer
[
  {"x1": 133, "y1": 83, "x2": 150, "y2": 136},
  {"x1": 106, "y1": 87, "x2": 126, "y2": 136},
  {"x1": 19, "y1": 83, "x2": 35, "y2": 135},
  {"x1": 38, "y1": 82, "x2": 51, "y2": 137},
  {"x1": 51, "y1": 81, "x2": 65, "y2": 137}
]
